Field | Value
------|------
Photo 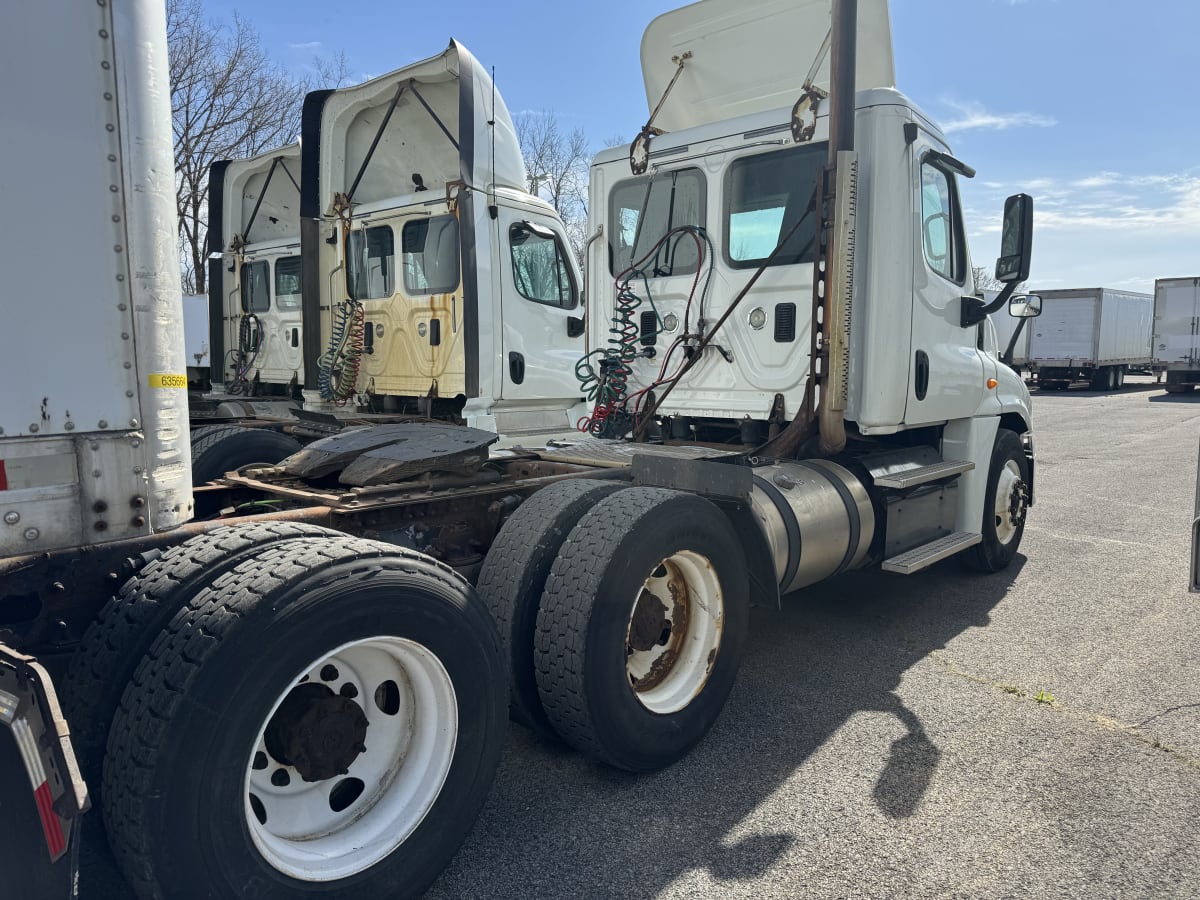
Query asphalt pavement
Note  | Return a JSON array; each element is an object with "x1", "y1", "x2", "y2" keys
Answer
[{"x1": 80, "y1": 376, "x2": 1200, "y2": 898}]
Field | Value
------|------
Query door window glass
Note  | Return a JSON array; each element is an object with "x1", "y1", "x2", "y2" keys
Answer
[
  {"x1": 609, "y1": 168, "x2": 705, "y2": 276},
  {"x1": 920, "y1": 161, "x2": 966, "y2": 283},
  {"x1": 509, "y1": 223, "x2": 577, "y2": 309},
  {"x1": 240, "y1": 260, "x2": 270, "y2": 313},
  {"x1": 346, "y1": 225, "x2": 395, "y2": 300},
  {"x1": 402, "y1": 215, "x2": 460, "y2": 295},
  {"x1": 274, "y1": 256, "x2": 302, "y2": 310},
  {"x1": 724, "y1": 143, "x2": 825, "y2": 269}
]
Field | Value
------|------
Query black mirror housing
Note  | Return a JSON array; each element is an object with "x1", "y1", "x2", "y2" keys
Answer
[{"x1": 995, "y1": 193, "x2": 1033, "y2": 283}]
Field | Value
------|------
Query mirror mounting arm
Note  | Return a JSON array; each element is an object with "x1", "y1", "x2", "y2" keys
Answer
[{"x1": 961, "y1": 281, "x2": 1017, "y2": 328}]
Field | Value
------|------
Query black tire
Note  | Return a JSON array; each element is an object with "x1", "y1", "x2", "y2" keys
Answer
[
  {"x1": 475, "y1": 478, "x2": 626, "y2": 738},
  {"x1": 1115, "y1": 367, "x2": 1125, "y2": 389},
  {"x1": 534, "y1": 487, "x2": 749, "y2": 772},
  {"x1": 191, "y1": 424, "x2": 302, "y2": 485},
  {"x1": 61, "y1": 522, "x2": 340, "y2": 788},
  {"x1": 1165, "y1": 383, "x2": 1194, "y2": 394},
  {"x1": 103, "y1": 536, "x2": 506, "y2": 900},
  {"x1": 1089, "y1": 368, "x2": 1109, "y2": 391},
  {"x1": 963, "y1": 429, "x2": 1030, "y2": 573}
]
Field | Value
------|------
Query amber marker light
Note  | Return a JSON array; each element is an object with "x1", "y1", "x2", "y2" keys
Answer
[{"x1": 987, "y1": 378, "x2": 999, "y2": 389}]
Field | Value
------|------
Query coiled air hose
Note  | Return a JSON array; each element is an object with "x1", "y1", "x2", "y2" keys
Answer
[{"x1": 317, "y1": 299, "x2": 365, "y2": 404}]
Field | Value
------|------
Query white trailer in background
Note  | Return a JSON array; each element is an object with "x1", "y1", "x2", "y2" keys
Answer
[
  {"x1": 1028, "y1": 287, "x2": 1153, "y2": 391},
  {"x1": 1153, "y1": 276, "x2": 1200, "y2": 394}
]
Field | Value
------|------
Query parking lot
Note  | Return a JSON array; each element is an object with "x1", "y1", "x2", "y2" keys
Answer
[{"x1": 82, "y1": 377, "x2": 1200, "y2": 898}]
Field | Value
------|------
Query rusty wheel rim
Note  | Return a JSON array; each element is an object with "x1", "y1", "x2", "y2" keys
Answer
[{"x1": 624, "y1": 551, "x2": 724, "y2": 715}]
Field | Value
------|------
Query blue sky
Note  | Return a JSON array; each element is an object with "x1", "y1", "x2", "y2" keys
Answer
[{"x1": 207, "y1": 0, "x2": 1199, "y2": 294}]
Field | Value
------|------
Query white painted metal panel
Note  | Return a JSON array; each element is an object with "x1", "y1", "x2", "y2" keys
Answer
[
  {"x1": 1096, "y1": 289, "x2": 1153, "y2": 363},
  {"x1": 641, "y1": 0, "x2": 895, "y2": 133},
  {"x1": 1030, "y1": 293, "x2": 1099, "y2": 363},
  {"x1": 1153, "y1": 277, "x2": 1200, "y2": 365}
]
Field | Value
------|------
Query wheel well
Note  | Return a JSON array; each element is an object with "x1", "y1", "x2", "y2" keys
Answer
[{"x1": 999, "y1": 412, "x2": 1029, "y2": 437}]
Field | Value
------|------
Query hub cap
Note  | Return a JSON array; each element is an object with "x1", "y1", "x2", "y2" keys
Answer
[{"x1": 993, "y1": 460, "x2": 1028, "y2": 546}]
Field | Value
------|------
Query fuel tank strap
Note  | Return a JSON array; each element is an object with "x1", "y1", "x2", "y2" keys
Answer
[{"x1": 752, "y1": 473, "x2": 801, "y2": 591}]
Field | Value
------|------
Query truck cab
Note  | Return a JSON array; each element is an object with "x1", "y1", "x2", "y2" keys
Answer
[
  {"x1": 299, "y1": 42, "x2": 588, "y2": 436},
  {"x1": 208, "y1": 144, "x2": 305, "y2": 399}
]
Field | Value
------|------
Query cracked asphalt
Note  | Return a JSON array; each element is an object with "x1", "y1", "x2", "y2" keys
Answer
[{"x1": 77, "y1": 376, "x2": 1200, "y2": 898}]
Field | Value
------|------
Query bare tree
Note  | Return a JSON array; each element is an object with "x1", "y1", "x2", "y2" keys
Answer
[
  {"x1": 169, "y1": 0, "x2": 325, "y2": 293},
  {"x1": 515, "y1": 111, "x2": 593, "y2": 260},
  {"x1": 973, "y1": 266, "x2": 1003, "y2": 293}
]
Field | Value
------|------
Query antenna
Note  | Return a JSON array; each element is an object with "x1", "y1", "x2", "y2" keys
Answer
[{"x1": 489, "y1": 65, "x2": 497, "y2": 216}]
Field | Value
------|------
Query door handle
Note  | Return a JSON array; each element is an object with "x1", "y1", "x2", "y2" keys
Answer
[
  {"x1": 509, "y1": 351, "x2": 525, "y2": 385},
  {"x1": 567, "y1": 316, "x2": 585, "y2": 338}
]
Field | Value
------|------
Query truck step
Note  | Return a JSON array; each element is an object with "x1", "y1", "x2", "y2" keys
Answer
[
  {"x1": 881, "y1": 531, "x2": 982, "y2": 575},
  {"x1": 873, "y1": 459, "x2": 974, "y2": 490}
]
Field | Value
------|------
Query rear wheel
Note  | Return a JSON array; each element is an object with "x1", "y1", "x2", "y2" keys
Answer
[
  {"x1": 963, "y1": 429, "x2": 1030, "y2": 573},
  {"x1": 103, "y1": 536, "x2": 505, "y2": 900},
  {"x1": 190, "y1": 424, "x2": 302, "y2": 485},
  {"x1": 535, "y1": 487, "x2": 749, "y2": 772},
  {"x1": 475, "y1": 478, "x2": 625, "y2": 737},
  {"x1": 1114, "y1": 366, "x2": 1126, "y2": 389}
]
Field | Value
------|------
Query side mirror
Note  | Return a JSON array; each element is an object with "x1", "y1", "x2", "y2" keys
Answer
[
  {"x1": 995, "y1": 193, "x2": 1033, "y2": 283},
  {"x1": 1009, "y1": 294, "x2": 1042, "y2": 318}
]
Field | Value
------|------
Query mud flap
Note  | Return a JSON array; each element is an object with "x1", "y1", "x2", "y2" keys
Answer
[{"x1": 0, "y1": 645, "x2": 89, "y2": 898}]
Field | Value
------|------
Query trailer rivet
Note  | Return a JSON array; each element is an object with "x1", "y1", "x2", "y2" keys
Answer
[
  {"x1": 111, "y1": 213, "x2": 120, "y2": 222},
  {"x1": 131, "y1": 516, "x2": 146, "y2": 528},
  {"x1": 98, "y1": 420, "x2": 108, "y2": 429},
  {"x1": 118, "y1": 302, "x2": 126, "y2": 310},
  {"x1": 116, "y1": 274, "x2": 125, "y2": 282},
  {"x1": 93, "y1": 501, "x2": 108, "y2": 513},
  {"x1": 3, "y1": 512, "x2": 18, "y2": 525},
  {"x1": 121, "y1": 332, "x2": 129, "y2": 340},
  {"x1": 101, "y1": 61, "x2": 110, "y2": 70},
  {"x1": 123, "y1": 361, "x2": 132, "y2": 369},
  {"x1": 24, "y1": 528, "x2": 39, "y2": 541},
  {"x1": 130, "y1": 419, "x2": 139, "y2": 428},
  {"x1": 89, "y1": 442, "x2": 99, "y2": 450},
  {"x1": 103, "y1": 92, "x2": 113, "y2": 101},
  {"x1": 93, "y1": 470, "x2": 102, "y2": 478},
  {"x1": 94, "y1": 521, "x2": 108, "y2": 532},
  {"x1": 125, "y1": 390, "x2": 134, "y2": 398},
  {"x1": 133, "y1": 466, "x2": 144, "y2": 475},
  {"x1": 99, "y1": 29, "x2": 108, "y2": 38},
  {"x1": 130, "y1": 496, "x2": 145, "y2": 509},
  {"x1": 29, "y1": 423, "x2": 39, "y2": 433},
  {"x1": 114, "y1": 245, "x2": 123, "y2": 253},
  {"x1": 64, "y1": 421, "x2": 75, "y2": 431}
]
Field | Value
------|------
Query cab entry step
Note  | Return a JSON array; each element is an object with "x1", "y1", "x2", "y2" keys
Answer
[
  {"x1": 881, "y1": 531, "x2": 982, "y2": 574},
  {"x1": 873, "y1": 459, "x2": 974, "y2": 490}
]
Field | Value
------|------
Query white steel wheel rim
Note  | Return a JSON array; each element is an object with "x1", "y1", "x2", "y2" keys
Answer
[
  {"x1": 244, "y1": 636, "x2": 458, "y2": 882},
  {"x1": 994, "y1": 460, "x2": 1024, "y2": 545},
  {"x1": 625, "y1": 550, "x2": 724, "y2": 715}
]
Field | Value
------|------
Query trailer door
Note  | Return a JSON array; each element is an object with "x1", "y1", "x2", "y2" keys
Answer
[{"x1": 1154, "y1": 279, "x2": 1200, "y2": 365}]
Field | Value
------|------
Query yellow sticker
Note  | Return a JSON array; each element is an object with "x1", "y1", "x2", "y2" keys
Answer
[{"x1": 148, "y1": 373, "x2": 189, "y2": 389}]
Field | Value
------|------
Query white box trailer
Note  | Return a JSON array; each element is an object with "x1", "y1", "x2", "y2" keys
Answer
[
  {"x1": 1153, "y1": 276, "x2": 1200, "y2": 393},
  {"x1": 1028, "y1": 287, "x2": 1153, "y2": 391}
]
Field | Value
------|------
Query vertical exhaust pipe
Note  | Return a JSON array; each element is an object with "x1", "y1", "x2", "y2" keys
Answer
[{"x1": 817, "y1": 0, "x2": 857, "y2": 455}]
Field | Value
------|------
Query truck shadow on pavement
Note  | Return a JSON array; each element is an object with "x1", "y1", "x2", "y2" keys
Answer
[{"x1": 429, "y1": 557, "x2": 1023, "y2": 899}]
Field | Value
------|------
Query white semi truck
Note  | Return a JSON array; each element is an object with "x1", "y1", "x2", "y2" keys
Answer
[
  {"x1": 195, "y1": 45, "x2": 589, "y2": 482},
  {"x1": 1029, "y1": 287, "x2": 1154, "y2": 391},
  {"x1": 2, "y1": 0, "x2": 1042, "y2": 897},
  {"x1": 1152, "y1": 276, "x2": 1200, "y2": 394}
]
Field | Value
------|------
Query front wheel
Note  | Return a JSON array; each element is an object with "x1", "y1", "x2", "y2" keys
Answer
[
  {"x1": 103, "y1": 536, "x2": 506, "y2": 900},
  {"x1": 963, "y1": 429, "x2": 1030, "y2": 573}
]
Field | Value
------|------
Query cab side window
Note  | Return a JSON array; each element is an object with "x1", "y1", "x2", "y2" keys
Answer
[
  {"x1": 240, "y1": 260, "x2": 270, "y2": 313},
  {"x1": 346, "y1": 225, "x2": 395, "y2": 300},
  {"x1": 509, "y1": 224, "x2": 577, "y2": 309},
  {"x1": 402, "y1": 215, "x2": 460, "y2": 295},
  {"x1": 274, "y1": 256, "x2": 302, "y2": 310},
  {"x1": 920, "y1": 161, "x2": 966, "y2": 284}
]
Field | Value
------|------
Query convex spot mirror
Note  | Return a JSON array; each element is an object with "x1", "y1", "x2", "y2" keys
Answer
[
  {"x1": 995, "y1": 193, "x2": 1033, "y2": 284},
  {"x1": 1009, "y1": 294, "x2": 1042, "y2": 318}
]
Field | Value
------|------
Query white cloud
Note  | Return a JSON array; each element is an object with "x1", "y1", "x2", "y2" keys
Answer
[
  {"x1": 939, "y1": 99, "x2": 1056, "y2": 134},
  {"x1": 289, "y1": 41, "x2": 322, "y2": 50}
]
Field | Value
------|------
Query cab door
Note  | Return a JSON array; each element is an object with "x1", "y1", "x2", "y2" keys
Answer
[
  {"x1": 494, "y1": 204, "x2": 584, "y2": 401},
  {"x1": 906, "y1": 135, "x2": 986, "y2": 425}
]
